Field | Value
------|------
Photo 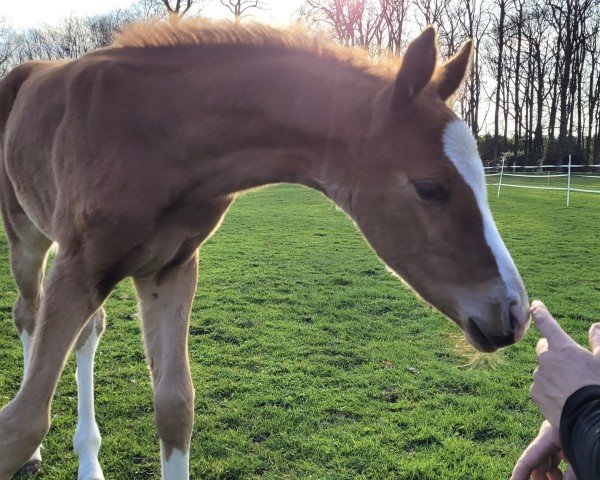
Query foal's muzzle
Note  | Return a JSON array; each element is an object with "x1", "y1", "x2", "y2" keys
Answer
[{"x1": 464, "y1": 297, "x2": 530, "y2": 353}]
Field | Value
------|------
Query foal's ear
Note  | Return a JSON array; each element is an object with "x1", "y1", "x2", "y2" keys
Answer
[
  {"x1": 391, "y1": 26, "x2": 437, "y2": 111},
  {"x1": 435, "y1": 39, "x2": 473, "y2": 102}
]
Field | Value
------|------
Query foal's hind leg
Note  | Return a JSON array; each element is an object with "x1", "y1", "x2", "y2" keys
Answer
[
  {"x1": 3, "y1": 214, "x2": 105, "y2": 479},
  {"x1": 73, "y1": 308, "x2": 105, "y2": 480},
  {"x1": 0, "y1": 251, "x2": 105, "y2": 480},
  {"x1": 134, "y1": 255, "x2": 199, "y2": 480},
  {"x1": 4, "y1": 217, "x2": 52, "y2": 475}
]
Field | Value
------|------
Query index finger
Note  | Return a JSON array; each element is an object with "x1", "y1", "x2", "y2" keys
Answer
[
  {"x1": 589, "y1": 323, "x2": 600, "y2": 355},
  {"x1": 531, "y1": 301, "x2": 573, "y2": 347}
]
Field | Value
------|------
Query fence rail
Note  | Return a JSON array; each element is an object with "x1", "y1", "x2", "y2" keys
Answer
[
  {"x1": 484, "y1": 164, "x2": 600, "y2": 170},
  {"x1": 485, "y1": 156, "x2": 600, "y2": 206}
]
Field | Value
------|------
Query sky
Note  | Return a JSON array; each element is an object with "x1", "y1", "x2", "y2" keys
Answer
[{"x1": 3, "y1": 0, "x2": 305, "y2": 28}]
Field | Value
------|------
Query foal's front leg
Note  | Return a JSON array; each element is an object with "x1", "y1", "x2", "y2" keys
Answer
[{"x1": 134, "y1": 254, "x2": 198, "y2": 480}]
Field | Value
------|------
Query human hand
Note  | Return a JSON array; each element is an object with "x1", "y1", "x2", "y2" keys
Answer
[
  {"x1": 511, "y1": 420, "x2": 576, "y2": 480},
  {"x1": 530, "y1": 301, "x2": 600, "y2": 429},
  {"x1": 511, "y1": 312, "x2": 600, "y2": 480}
]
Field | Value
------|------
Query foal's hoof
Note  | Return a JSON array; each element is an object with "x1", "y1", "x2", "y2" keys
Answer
[{"x1": 13, "y1": 460, "x2": 41, "y2": 477}]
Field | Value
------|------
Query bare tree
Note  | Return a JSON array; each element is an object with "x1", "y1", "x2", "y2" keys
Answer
[
  {"x1": 376, "y1": 0, "x2": 411, "y2": 54},
  {"x1": 457, "y1": 0, "x2": 491, "y2": 137},
  {"x1": 0, "y1": 18, "x2": 14, "y2": 76},
  {"x1": 220, "y1": 0, "x2": 265, "y2": 23},
  {"x1": 586, "y1": 21, "x2": 600, "y2": 163},
  {"x1": 511, "y1": 0, "x2": 524, "y2": 162},
  {"x1": 86, "y1": 10, "x2": 135, "y2": 48},
  {"x1": 49, "y1": 16, "x2": 91, "y2": 58},
  {"x1": 13, "y1": 27, "x2": 56, "y2": 62},
  {"x1": 412, "y1": 0, "x2": 452, "y2": 28},
  {"x1": 523, "y1": 3, "x2": 552, "y2": 163},
  {"x1": 546, "y1": 0, "x2": 594, "y2": 165},
  {"x1": 130, "y1": 0, "x2": 165, "y2": 20},
  {"x1": 160, "y1": 0, "x2": 195, "y2": 17},
  {"x1": 492, "y1": 0, "x2": 507, "y2": 163},
  {"x1": 302, "y1": 0, "x2": 381, "y2": 48}
]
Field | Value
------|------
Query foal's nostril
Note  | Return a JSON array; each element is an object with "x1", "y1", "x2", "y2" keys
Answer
[
  {"x1": 508, "y1": 303, "x2": 518, "y2": 330},
  {"x1": 508, "y1": 299, "x2": 529, "y2": 342}
]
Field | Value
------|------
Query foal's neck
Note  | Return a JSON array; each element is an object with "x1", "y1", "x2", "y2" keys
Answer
[{"x1": 158, "y1": 45, "x2": 386, "y2": 197}]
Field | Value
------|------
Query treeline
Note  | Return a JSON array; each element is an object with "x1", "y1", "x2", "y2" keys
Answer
[
  {"x1": 0, "y1": 1, "x2": 160, "y2": 75},
  {"x1": 301, "y1": 0, "x2": 600, "y2": 166},
  {"x1": 0, "y1": 1, "x2": 260, "y2": 69},
  {"x1": 1, "y1": 0, "x2": 599, "y2": 165}
]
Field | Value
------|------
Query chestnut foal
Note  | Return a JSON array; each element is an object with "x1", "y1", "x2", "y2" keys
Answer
[{"x1": 0, "y1": 20, "x2": 529, "y2": 479}]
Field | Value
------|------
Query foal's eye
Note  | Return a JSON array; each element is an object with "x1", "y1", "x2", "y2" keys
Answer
[{"x1": 412, "y1": 181, "x2": 451, "y2": 203}]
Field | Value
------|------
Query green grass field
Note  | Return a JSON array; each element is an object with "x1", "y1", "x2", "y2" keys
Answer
[{"x1": 1, "y1": 184, "x2": 599, "y2": 479}]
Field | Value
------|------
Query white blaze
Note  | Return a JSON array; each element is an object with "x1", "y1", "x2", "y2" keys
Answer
[{"x1": 442, "y1": 119, "x2": 525, "y2": 303}]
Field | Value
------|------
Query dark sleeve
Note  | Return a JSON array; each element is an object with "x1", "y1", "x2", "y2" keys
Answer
[{"x1": 559, "y1": 385, "x2": 600, "y2": 480}]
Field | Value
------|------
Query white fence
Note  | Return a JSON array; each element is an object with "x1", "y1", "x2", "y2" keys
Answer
[{"x1": 485, "y1": 156, "x2": 600, "y2": 206}]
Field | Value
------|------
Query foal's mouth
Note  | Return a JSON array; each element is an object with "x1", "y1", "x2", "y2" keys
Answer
[{"x1": 465, "y1": 317, "x2": 516, "y2": 353}]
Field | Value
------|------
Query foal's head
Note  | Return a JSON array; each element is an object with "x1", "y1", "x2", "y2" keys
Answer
[{"x1": 331, "y1": 28, "x2": 529, "y2": 352}]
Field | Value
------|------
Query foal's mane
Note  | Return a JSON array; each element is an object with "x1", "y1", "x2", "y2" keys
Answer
[{"x1": 112, "y1": 18, "x2": 398, "y2": 78}]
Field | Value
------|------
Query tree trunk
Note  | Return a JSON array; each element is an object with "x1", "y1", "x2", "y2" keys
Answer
[
  {"x1": 493, "y1": 0, "x2": 506, "y2": 163},
  {"x1": 513, "y1": 1, "x2": 523, "y2": 163},
  {"x1": 556, "y1": 2, "x2": 573, "y2": 168}
]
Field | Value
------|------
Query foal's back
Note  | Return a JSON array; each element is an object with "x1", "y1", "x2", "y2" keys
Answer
[
  {"x1": 0, "y1": 42, "x2": 302, "y2": 242},
  {"x1": 0, "y1": 50, "x2": 218, "y2": 266}
]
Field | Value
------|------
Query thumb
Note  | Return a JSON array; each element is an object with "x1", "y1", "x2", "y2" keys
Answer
[
  {"x1": 590, "y1": 323, "x2": 600, "y2": 355},
  {"x1": 511, "y1": 423, "x2": 561, "y2": 480},
  {"x1": 531, "y1": 301, "x2": 573, "y2": 348}
]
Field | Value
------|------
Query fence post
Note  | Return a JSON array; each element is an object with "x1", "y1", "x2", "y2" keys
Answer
[
  {"x1": 497, "y1": 157, "x2": 505, "y2": 198},
  {"x1": 566, "y1": 155, "x2": 572, "y2": 207}
]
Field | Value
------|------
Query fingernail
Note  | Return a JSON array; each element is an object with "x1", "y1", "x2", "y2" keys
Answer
[{"x1": 531, "y1": 302, "x2": 547, "y2": 316}]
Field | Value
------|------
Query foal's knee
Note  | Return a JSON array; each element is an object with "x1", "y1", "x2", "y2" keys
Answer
[{"x1": 153, "y1": 380, "x2": 195, "y2": 454}]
